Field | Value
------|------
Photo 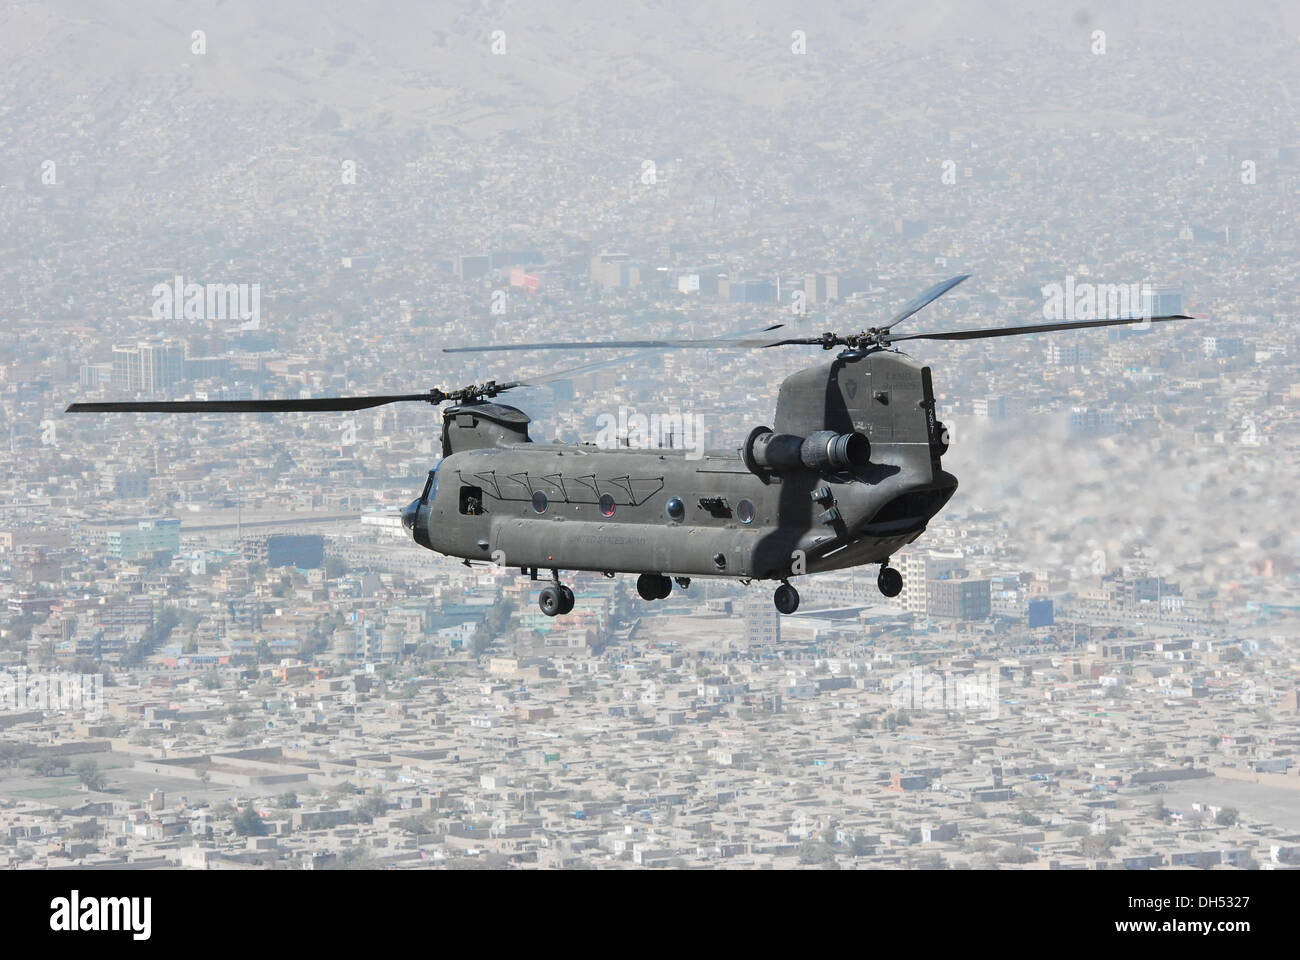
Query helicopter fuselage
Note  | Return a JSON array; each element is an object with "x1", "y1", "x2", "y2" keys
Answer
[{"x1": 403, "y1": 350, "x2": 957, "y2": 585}]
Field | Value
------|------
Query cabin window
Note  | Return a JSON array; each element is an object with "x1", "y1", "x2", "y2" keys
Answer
[
  {"x1": 459, "y1": 485, "x2": 485, "y2": 516},
  {"x1": 599, "y1": 493, "x2": 616, "y2": 518},
  {"x1": 531, "y1": 491, "x2": 548, "y2": 514},
  {"x1": 737, "y1": 499, "x2": 755, "y2": 524},
  {"x1": 665, "y1": 497, "x2": 685, "y2": 522},
  {"x1": 699, "y1": 496, "x2": 731, "y2": 518}
]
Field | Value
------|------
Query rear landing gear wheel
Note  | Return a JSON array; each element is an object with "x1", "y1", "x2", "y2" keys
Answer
[
  {"x1": 877, "y1": 565, "x2": 903, "y2": 598},
  {"x1": 637, "y1": 573, "x2": 672, "y2": 601},
  {"x1": 773, "y1": 582, "x2": 800, "y2": 615},
  {"x1": 539, "y1": 586, "x2": 563, "y2": 617},
  {"x1": 557, "y1": 585, "x2": 575, "y2": 615}
]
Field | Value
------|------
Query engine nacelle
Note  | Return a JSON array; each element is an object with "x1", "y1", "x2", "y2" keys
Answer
[
  {"x1": 743, "y1": 426, "x2": 870, "y2": 476},
  {"x1": 801, "y1": 430, "x2": 872, "y2": 473}
]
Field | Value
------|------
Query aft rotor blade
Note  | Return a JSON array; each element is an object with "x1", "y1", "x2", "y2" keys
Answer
[
  {"x1": 444, "y1": 330, "x2": 789, "y2": 354},
  {"x1": 65, "y1": 393, "x2": 439, "y2": 414},
  {"x1": 888, "y1": 314, "x2": 1193, "y2": 342},
  {"x1": 880, "y1": 274, "x2": 971, "y2": 331},
  {"x1": 512, "y1": 323, "x2": 789, "y2": 386}
]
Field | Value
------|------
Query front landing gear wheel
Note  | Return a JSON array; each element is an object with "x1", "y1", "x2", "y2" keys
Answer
[
  {"x1": 557, "y1": 585, "x2": 575, "y2": 615},
  {"x1": 877, "y1": 566, "x2": 903, "y2": 598},
  {"x1": 773, "y1": 582, "x2": 800, "y2": 615},
  {"x1": 539, "y1": 586, "x2": 563, "y2": 617},
  {"x1": 637, "y1": 573, "x2": 672, "y2": 601}
]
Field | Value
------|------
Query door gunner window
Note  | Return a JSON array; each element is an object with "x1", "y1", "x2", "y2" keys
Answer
[{"x1": 459, "y1": 485, "x2": 485, "y2": 515}]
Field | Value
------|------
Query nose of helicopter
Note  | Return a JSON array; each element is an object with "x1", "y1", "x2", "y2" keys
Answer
[{"x1": 401, "y1": 498, "x2": 420, "y2": 536}]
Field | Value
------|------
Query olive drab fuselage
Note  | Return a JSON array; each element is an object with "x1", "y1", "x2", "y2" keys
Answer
[{"x1": 403, "y1": 350, "x2": 958, "y2": 582}]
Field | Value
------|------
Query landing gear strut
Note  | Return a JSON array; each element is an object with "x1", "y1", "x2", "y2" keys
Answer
[
  {"x1": 538, "y1": 570, "x2": 575, "y2": 617},
  {"x1": 877, "y1": 560, "x2": 903, "y2": 598},
  {"x1": 773, "y1": 581, "x2": 800, "y2": 615},
  {"x1": 637, "y1": 573, "x2": 672, "y2": 601}
]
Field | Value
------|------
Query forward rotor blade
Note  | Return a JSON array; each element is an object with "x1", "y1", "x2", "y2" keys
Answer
[
  {"x1": 65, "y1": 393, "x2": 438, "y2": 414},
  {"x1": 880, "y1": 274, "x2": 971, "y2": 331},
  {"x1": 888, "y1": 314, "x2": 1192, "y2": 343}
]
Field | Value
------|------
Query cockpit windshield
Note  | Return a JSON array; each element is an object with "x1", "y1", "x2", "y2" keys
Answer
[{"x1": 420, "y1": 464, "x2": 439, "y2": 504}]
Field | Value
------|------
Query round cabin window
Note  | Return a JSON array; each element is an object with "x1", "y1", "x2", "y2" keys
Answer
[
  {"x1": 666, "y1": 497, "x2": 685, "y2": 521},
  {"x1": 531, "y1": 491, "x2": 548, "y2": 514},
  {"x1": 599, "y1": 493, "x2": 616, "y2": 518},
  {"x1": 737, "y1": 499, "x2": 756, "y2": 524}
]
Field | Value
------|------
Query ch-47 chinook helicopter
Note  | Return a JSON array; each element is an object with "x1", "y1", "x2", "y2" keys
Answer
[{"x1": 68, "y1": 275, "x2": 1190, "y2": 618}]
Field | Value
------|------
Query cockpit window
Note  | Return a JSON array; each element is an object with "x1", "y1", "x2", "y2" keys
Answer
[
  {"x1": 421, "y1": 465, "x2": 439, "y2": 504},
  {"x1": 459, "y1": 485, "x2": 484, "y2": 516}
]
